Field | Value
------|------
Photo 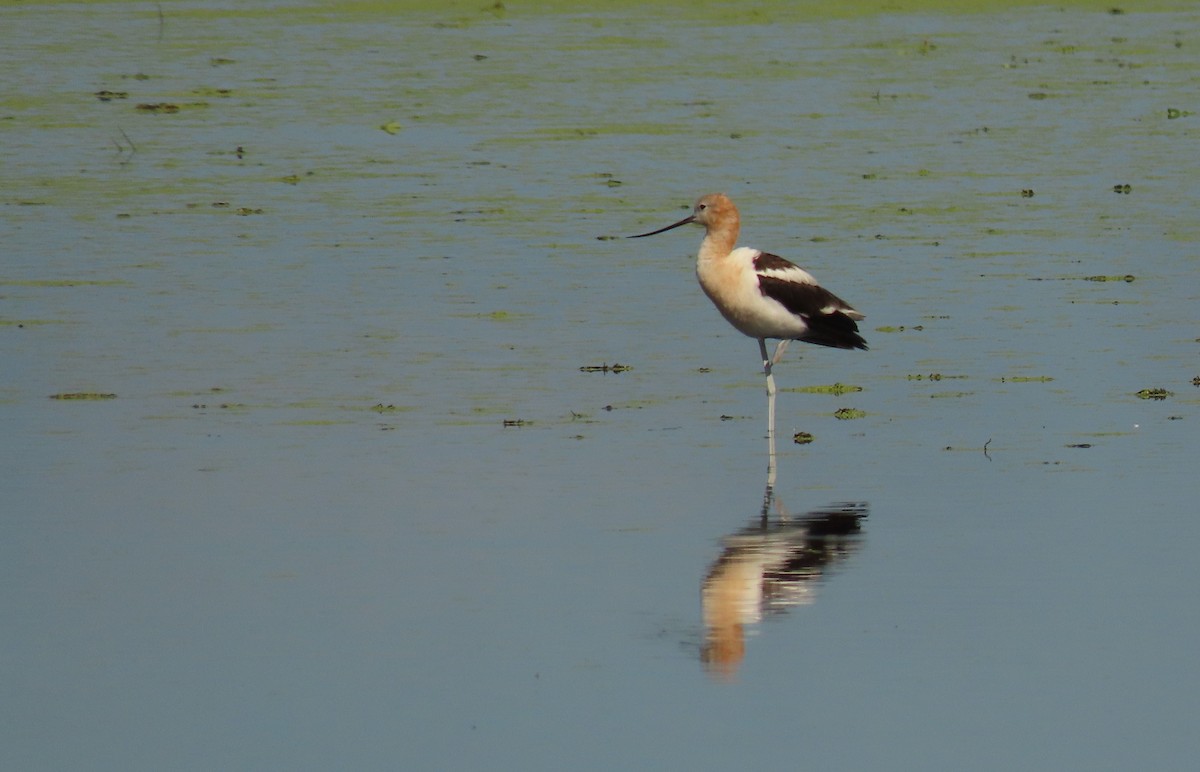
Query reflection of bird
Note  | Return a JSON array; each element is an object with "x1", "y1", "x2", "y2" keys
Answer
[
  {"x1": 629, "y1": 194, "x2": 867, "y2": 460},
  {"x1": 701, "y1": 502, "x2": 867, "y2": 681}
]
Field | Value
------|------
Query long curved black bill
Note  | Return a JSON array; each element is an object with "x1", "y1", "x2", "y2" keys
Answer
[{"x1": 627, "y1": 214, "x2": 695, "y2": 238}]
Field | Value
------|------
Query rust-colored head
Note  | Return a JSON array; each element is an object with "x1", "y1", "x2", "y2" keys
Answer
[{"x1": 627, "y1": 192, "x2": 739, "y2": 239}]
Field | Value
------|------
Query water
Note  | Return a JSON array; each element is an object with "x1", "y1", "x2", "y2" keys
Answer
[{"x1": 4, "y1": 2, "x2": 1199, "y2": 769}]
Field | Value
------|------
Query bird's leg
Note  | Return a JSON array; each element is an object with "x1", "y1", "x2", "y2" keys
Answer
[
  {"x1": 770, "y1": 338, "x2": 790, "y2": 366},
  {"x1": 758, "y1": 338, "x2": 778, "y2": 484},
  {"x1": 758, "y1": 338, "x2": 776, "y2": 402}
]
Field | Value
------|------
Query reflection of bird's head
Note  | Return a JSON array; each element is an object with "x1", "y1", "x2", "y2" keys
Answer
[{"x1": 701, "y1": 625, "x2": 746, "y2": 682}]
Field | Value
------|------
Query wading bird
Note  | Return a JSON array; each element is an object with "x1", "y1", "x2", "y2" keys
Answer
[{"x1": 628, "y1": 193, "x2": 867, "y2": 473}]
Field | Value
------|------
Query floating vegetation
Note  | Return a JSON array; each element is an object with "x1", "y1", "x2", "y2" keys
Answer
[
  {"x1": 833, "y1": 408, "x2": 866, "y2": 420},
  {"x1": 1167, "y1": 108, "x2": 1192, "y2": 119},
  {"x1": 875, "y1": 325, "x2": 923, "y2": 333},
  {"x1": 793, "y1": 382, "x2": 862, "y2": 395},
  {"x1": 1066, "y1": 443, "x2": 1093, "y2": 448},
  {"x1": 94, "y1": 90, "x2": 128, "y2": 101},
  {"x1": 1112, "y1": 183, "x2": 1132, "y2": 194},
  {"x1": 905, "y1": 373, "x2": 966, "y2": 381},
  {"x1": 930, "y1": 391, "x2": 972, "y2": 399},
  {"x1": 1, "y1": 278, "x2": 127, "y2": 287},
  {"x1": 49, "y1": 392, "x2": 116, "y2": 400},
  {"x1": 1, "y1": 319, "x2": 66, "y2": 327},
  {"x1": 999, "y1": 375, "x2": 1054, "y2": 383},
  {"x1": 136, "y1": 102, "x2": 180, "y2": 113},
  {"x1": 380, "y1": 120, "x2": 403, "y2": 135},
  {"x1": 579, "y1": 362, "x2": 632, "y2": 373},
  {"x1": 792, "y1": 431, "x2": 814, "y2": 445},
  {"x1": 1021, "y1": 188, "x2": 1035, "y2": 197},
  {"x1": 503, "y1": 418, "x2": 528, "y2": 427},
  {"x1": 1026, "y1": 274, "x2": 1135, "y2": 283},
  {"x1": 1136, "y1": 388, "x2": 1172, "y2": 400},
  {"x1": 1193, "y1": 376, "x2": 1200, "y2": 387}
]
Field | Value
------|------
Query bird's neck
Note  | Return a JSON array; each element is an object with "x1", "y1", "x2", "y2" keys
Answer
[{"x1": 698, "y1": 222, "x2": 739, "y2": 265}]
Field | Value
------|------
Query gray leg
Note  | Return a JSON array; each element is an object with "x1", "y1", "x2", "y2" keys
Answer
[{"x1": 758, "y1": 338, "x2": 777, "y2": 486}]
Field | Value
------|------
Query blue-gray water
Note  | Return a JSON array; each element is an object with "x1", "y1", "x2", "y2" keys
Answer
[{"x1": 4, "y1": 3, "x2": 1199, "y2": 769}]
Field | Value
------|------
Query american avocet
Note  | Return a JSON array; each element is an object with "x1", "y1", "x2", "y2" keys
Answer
[{"x1": 629, "y1": 193, "x2": 867, "y2": 467}]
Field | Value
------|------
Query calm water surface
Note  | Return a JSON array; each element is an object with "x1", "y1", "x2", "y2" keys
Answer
[{"x1": 3, "y1": 2, "x2": 1199, "y2": 770}]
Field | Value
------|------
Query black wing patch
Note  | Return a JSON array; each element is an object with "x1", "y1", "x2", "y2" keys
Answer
[
  {"x1": 757, "y1": 274, "x2": 868, "y2": 351},
  {"x1": 753, "y1": 252, "x2": 802, "y2": 273}
]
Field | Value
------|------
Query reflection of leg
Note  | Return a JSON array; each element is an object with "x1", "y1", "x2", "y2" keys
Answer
[{"x1": 759, "y1": 478, "x2": 774, "y2": 524}]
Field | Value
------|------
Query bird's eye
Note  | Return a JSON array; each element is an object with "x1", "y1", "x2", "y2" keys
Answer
[{"x1": 697, "y1": 203, "x2": 707, "y2": 211}]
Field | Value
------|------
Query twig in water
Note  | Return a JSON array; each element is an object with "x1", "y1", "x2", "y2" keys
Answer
[{"x1": 119, "y1": 127, "x2": 137, "y2": 154}]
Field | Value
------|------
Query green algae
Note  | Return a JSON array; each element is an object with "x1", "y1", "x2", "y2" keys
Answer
[
  {"x1": 906, "y1": 373, "x2": 968, "y2": 381},
  {"x1": 114, "y1": 0, "x2": 1185, "y2": 22},
  {"x1": 792, "y1": 383, "x2": 863, "y2": 396},
  {"x1": 0, "y1": 318, "x2": 69, "y2": 326},
  {"x1": 1, "y1": 279, "x2": 129, "y2": 287}
]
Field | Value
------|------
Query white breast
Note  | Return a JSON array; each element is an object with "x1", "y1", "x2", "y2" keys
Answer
[{"x1": 696, "y1": 247, "x2": 811, "y2": 340}]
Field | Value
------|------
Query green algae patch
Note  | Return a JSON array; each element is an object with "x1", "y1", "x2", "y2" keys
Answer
[
  {"x1": 0, "y1": 318, "x2": 69, "y2": 326},
  {"x1": 834, "y1": 408, "x2": 866, "y2": 420},
  {"x1": 1, "y1": 279, "x2": 129, "y2": 287},
  {"x1": 792, "y1": 383, "x2": 863, "y2": 396},
  {"x1": 49, "y1": 392, "x2": 117, "y2": 400},
  {"x1": 482, "y1": 123, "x2": 689, "y2": 145},
  {"x1": 1083, "y1": 274, "x2": 1136, "y2": 283},
  {"x1": 366, "y1": 403, "x2": 416, "y2": 414},
  {"x1": 792, "y1": 431, "x2": 815, "y2": 445},
  {"x1": 999, "y1": 375, "x2": 1054, "y2": 383},
  {"x1": 906, "y1": 373, "x2": 968, "y2": 381},
  {"x1": 160, "y1": 0, "x2": 1188, "y2": 22},
  {"x1": 930, "y1": 391, "x2": 973, "y2": 399},
  {"x1": 1136, "y1": 388, "x2": 1172, "y2": 400},
  {"x1": 169, "y1": 323, "x2": 274, "y2": 337},
  {"x1": 451, "y1": 310, "x2": 534, "y2": 322}
]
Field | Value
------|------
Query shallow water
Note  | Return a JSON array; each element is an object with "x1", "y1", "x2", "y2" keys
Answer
[{"x1": 4, "y1": 2, "x2": 1199, "y2": 770}]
